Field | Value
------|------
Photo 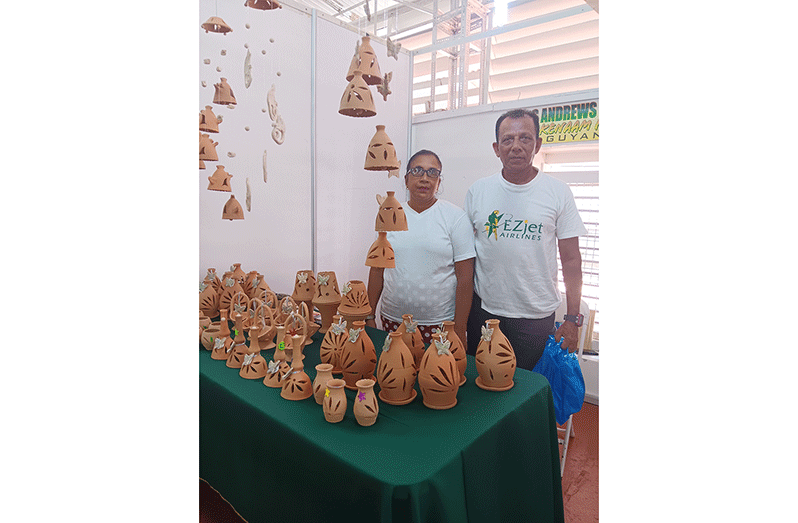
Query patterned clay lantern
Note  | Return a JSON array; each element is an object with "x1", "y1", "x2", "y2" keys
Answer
[
  {"x1": 239, "y1": 325, "x2": 269, "y2": 379},
  {"x1": 312, "y1": 271, "x2": 341, "y2": 333},
  {"x1": 213, "y1": 77, "x2": 237, "y2": 105},
  {"x1": 291, "y1": 270, "x2": 316, "y2": 310},
  {"x1": 313, "y1": 363, "x2": 335, "y2": 405},
  {"x1": 418, "y1": 333, "x2": 460, "y2": 410},
  {"x1": 353, "y1": 379, "x2": 379, "y2": 426},
  {"x1": 346, "y1": 36, "x2": 382, "y2": 86},
  {"x1": 397, "y1": 314, "x2": 425, "y2": 370},
  {"x1": 222, "y1": 195, "x2": 244, "y2": 220},
  {"x1": 204, "y1": 268, "x2": 223, "y2": 294},
  {"x1": 320, "y1": 315, "x2": 347, "y2": 374},
  {"x1": 376, "y1": 332, "x2": 418, "y2": 405},
  {"x1": 200, "y1": 133, "x2": 219, "y2": 161},
  {"x1": 439, "y1": 321, "x2": 467, "y2": 385},
  {"x1": 199, "y1": 281, "x2": 220, "y2": 319},
  {"x1": 263, "y1": 324, "x2": 291, "y2": 388},
  {"x1": 199, "y1": 105, "x2": 219, "y2": 133},
  {"x1": 375, "y1": 191, "x2": 408, "y2": 232},
  {"x1": 323, "y1": 378, "x2": 348, "y2": 423},
  {"x1": 364, "y1": 125, "x2": 400, "y2": 171},
  {"x1": 339, "y1": 320, "x2": 376, "y2": 390},
  {"x1": 365, "y1": 231, "x2": 395, "y2": 268},
  {"x1": 475, "y1": 319, "x2": 516, "y2": 391},
  {"x1": 281, "y1": 334, "x2": 313, "y2": 401},
  {"x1": 229, "y1": 263, "x2": 247, "y2": 282},
  {"x1": 338, "y1": 71, "x2": 376, "y2": 118},
  {"x1": 219, "y1": 277, "x2": 245, "y2": 314},
  {"x1": 337, "y1": 280, "x2": 372, "y2": 326}
]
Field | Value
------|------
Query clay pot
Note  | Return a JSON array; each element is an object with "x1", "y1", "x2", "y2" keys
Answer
[
  {"x1": 323, "y1": 378, "x2": 348, "y2": 423},
  {"x1": 201, "y1": 325, "x2": 220, "y2": 351},
  {"x1": 199, "y1": 133, "x2": 219, "y2": 161},
  {"x1": 440, "y1": 321, "x2": 467, "y2": 386},
  {"x1": 475, "y1": 319, "x2": 516, "y2": 391},
  {"x1": 222, "y1": 195, "x2": 244, "y2": 220},
  {"x1": 239, "y1": 325, "x2": 269, "y2": 379},
  {"x1": 353, "y1": 379, "x2": 379, "y2": 426},
  {"x1": 364, "y1": 125, "x2": 400, "y2": 171},
  {"x1": 199, "y1": 105, "x2": 219, "y2": 133},
  {"x1": 291, "y1": 270, "x2": 316, "y2": 309},
  {"x1": 319, "y1": 315, "x2": 347, "y2": 374},
  {"x1": 213, "y1": 77, "x2": 237, "y2": 105},
  {"x1": 225, "y1": 313, "x2": 249, "y2": 369},
  {"x1": 375, "y1": 191, "x2": 408, "y2": 232},
  {"x1": 199, "y1": 283, "x2": 219, "y2": 320},
  {"x1": 346, "y1": 36, "x2": 382, "y2": 86},
  {"x1": 418, "y1": 334, "x2": 460, "y2": 410},
  {"x1": 201, "y1": 16, "x2": 233, "y2": 34},
  {"x1": 339, "y1": 321, "x2": 376, "y2": 390},
  {"x1": 312, "y1": 271, "x2": 341, "y2": 333},
  {"x1": 397, "y1": 314, "x2": 425, "y2": 370},
  {"x1": 376, "y1": 332, "x2": 418, "y2": 405},
  {"x1": 338, "y1": 71, "x2": 376, "y2": 118},
  {"x1": 281, "y1": 335, "x2": 313, "y2": 401},
  {"x1": 338, "y1": 280, "x2": 372, "y2": 326},
  {"x1": 365, "y1": 231, "x2": 395, "y2": 268},
  {"x1": 313, "y1": 364, "x2": 335, "y2": 405},
  {"x1": 207, "y1": 164, "x2": 233, "y2": 191}
]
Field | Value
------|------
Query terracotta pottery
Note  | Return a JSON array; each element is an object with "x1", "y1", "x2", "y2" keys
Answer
[
  {"x1": 365, "y1": 231, "x2": 396, "y2": 268},
  {"x1": 274, "y1": 295, "x2": 298, "y2": 325},
  {"x1": 201, "y1": 16, "x2": 233, "y2": 34},
  {"x1": 222, "y1": 195, "x2": 244, "y2": 220},
  {"x1": 254, "y1": 290, "x2": 279, "y2": 349},
  {"x1": 353, "y1": 379, "x2": 379, "y2": 426},
  {"x1": 245, "y1": 0, "x2": 282, "y2": 10},
  {"x1": 210, "y1": 334, "x2": 234, "y2": 360},
  {"x1": 346, "y1": 36, "x2": 382, "y2": 86},
  {"x1": 201, "y1": 325, "x2": 221, "y2": 351},
  {"x1": 319, "y1": 315, "x2": 347, "y2": 374},
  {"x1": 376, "y1": 332, "x2": 418, "y2": 405},
  {"x1": 323, "y1": 378, "x2": 348, "y2": 423},
  {"x1": 440, "y1": 321, "x2": 467, "y2": 385},
  {"x1": 226, "y1": 313, "x2": 249, "y2": 369},
  {"x1": 418, "y1": 333, "x2": 459, "y2": 410},
  {"x1": 291, "y1": 270, "x2": 316, "y2": 310},
  {"x1": 475, "y1": 319, "x2": 516, "y2": 392},
  {"x1": 313, "y1": 363, "x2": 335, "y2": 405},
  {"x1": 375, "y1": 191, "x2": 408, "y2": 232},
  {"x1": 199, "y1": 312, "x2": 211, "y2": 344},
  {"x1": 204, "y1": 268, "x2": 222, "y2": 294},
  {"x1": 364, "y1": 125, "x2": 400, "y2": 171},
  {"x1": 199, "y1": 281, "x2": 220, "y2": 319},
  {"x1": 207, "y1": 165, "x2": 233, "y2": 192},
  {"x1": 239, "y1": 325, "x2": 269, "y2": 379},
  {"x1": 338, "y1": 71, "x2": 376, "y2": 118},
  {"x1": 312, "y1": 271, "x2": 342, "y2": 333},
  {"x1": 199, "y1": 105, "x2": 219, "y2": 133},
  {"x1": 243, "y1": 271, "x2": 265, "y2": 299},
  {"x1": 263, "y1": 325, "x2": 291, "y2": 388},
  {"x1": 281, "y1": 307, "x2": 308, "y2": 358},
  {"x1": 213, "y1": 77, "x2": 237, "y2": 105},
  {"x1": 248, "y1": 297, "x2": 277, "y2": 349},
  {"x1": 339, "y1": 321, "x2": 377, "y2": 390},
  {"x1": 227, "y1": 290, "x2": 250, "y2": 321},
  {"x1": 337, "y1": 280, "x2": 372, "y2": 326},
  {"x1": 219, "y1": 277, "x2": 245, "y2": 315},
  {"x1": 299, "y1": 301, "x2": 320, "y2": 344},
  {"x1": 229, "y1": 263, "x2": 247, "y2": 282},
  {"x1": 199, "y1": 133, "x2": 219, "y2": 161},
  {"x1": 397, "y1": 314, "x2": 425, "y2": 370},
  {"x1": 200, "y1": 159, "x2": 206, "y2": 170},
  {"x1": 281, "y1": 335, "x2": 313, "y2": 401}
]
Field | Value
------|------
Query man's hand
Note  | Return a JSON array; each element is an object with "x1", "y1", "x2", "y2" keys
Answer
[{"x1": 554, "y1": 321, "x2": 579, "y2": 352}]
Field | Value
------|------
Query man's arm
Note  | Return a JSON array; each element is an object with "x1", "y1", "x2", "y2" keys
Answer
[{"x1": 554, "y1": 236, "x2": 582, "y2": 352}]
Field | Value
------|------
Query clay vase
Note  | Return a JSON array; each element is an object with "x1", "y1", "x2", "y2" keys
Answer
[
  {"x1": 418, "y1": 334, "x2": 460, "y2": 410},
  {"x1": 199, "y1": 133, "x2": 219, "y2": 161},
  {"x1": 338, "y1": 71, "x2": 376, "y2": 118},
  {"x1": 375, "y1": 191, "x2": 408, "y2": 232},
  {"x1": 364, "y1": 125, "x2": 400, "y2": 171},
  {"x1": 239, "y1": 325, "x2": 269, "y2": 380},
  {"x1": 475, "y1": 319, "x2": 516, "y2": 392},
  {"x1": 199, "y1": 105, "x2": 219, "y2": 133},
  {"x1": 226, "y1": 313, "x2": 249, "y2": 369},
  {"x1": 353, "y1": 379, "x2": 379, "y2": 427},
  {"x1": 199, "y1": 282, "x2": 220, "y2": 320},
  {"x1": 319, "y1": 315, "x2": 347, "y2": 374},
  {"x1": 263, "y1": 324, "x2": 291, "y2": 388},
  {"x1": 313, "y1": 363, "x2": 335, "y2": 405},
  {"x1": 376, "y1": 332, "x2": 418, "y2": 405},
  {"x1": 339, "y1": 321, "x2": 377, "y2": 390},
  {"x1": 213, "y1": 77, "x2": 237, "y2": 105},
  {"x1": 365, "y1": 231, "x2": 395, "y2": 268},
  {"x1": 338, "y1": 280, "x2": 372, "y2": 326},
  {"x1": 323, "y1": 379, "x2": 348, "y2": 423},
  {"x1": 397, "y1": 314, "x2": 425, "y2": 370},
  {"x1": 201, "y1": 16, "x2": 233, "y2": 34},
  {"x1": 281, "y1": 335, "x2": 313, "y2": 401},
  {"x1": 207, "y1": 165, "x2": 233, "y2": 192},
  {"x1": 291, "y1": 270, "x2": 316, "y2": 310},
  {"x1": 312, "y1": 271, "x2": 341, "y2": 333},
  {"x1": 223, "y1": 195, "x2": 244, "y2": 220},
  {"x1": 346, "y1": 36, "x2": 382, "y2": 85},
  {"x1": 440, "y1": 321, "x2": 467, "y2": 386},
  {"x1": 201, "y1": 324, "x2": 220, "y2": 351}
]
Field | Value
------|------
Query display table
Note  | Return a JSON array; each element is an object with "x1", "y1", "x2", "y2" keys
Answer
[{"x1": 200, "y1": 326, "x2": 564, "y2": 523}]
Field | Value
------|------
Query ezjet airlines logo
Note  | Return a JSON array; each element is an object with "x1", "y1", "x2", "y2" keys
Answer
[{"x1": 484, "y1": 210, "x2": 542, "y2": 241}]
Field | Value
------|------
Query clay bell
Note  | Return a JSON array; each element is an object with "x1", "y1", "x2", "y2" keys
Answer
[
  {"x1": 364, "y1": 125, "x2": 400, "y2": 171},
  {"x1": 346, "y1": 36, "x2": 382, "y2": 86},
  {"x1": 201, "y1": 16, "x2": 233, "y2": 34},
  {"x1": 199, "y1": 105, "x2": 219, "y2": 133},
  {"x1": 213, "y1": 77, "x2": 237, "y2": 105},
  {"x1": 222, "y1": 195, "x2": 244, "y2": 220},
  {"x1": 200, "y1": 133, "x2": 219, "y2": 161},
  {"x1": 245, "y1": 0, "x2": 282, "y2": 10},
  {"x1": 207, "y1": 165, "x2": 232, "y2": 192},
  {"x1": 375, "y1": 191, "x2": 408, "y2": 231},
  {"x1": 339, "y1": 71, "x2": 376, "y2": 118},
  {"x1": 365, "y1": 231, "x2": 395, "y2": 268}
]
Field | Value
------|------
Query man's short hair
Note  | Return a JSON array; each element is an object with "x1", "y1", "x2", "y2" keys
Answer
[{"x1": 495, "y1": 109, "x2": 539, "y2": 143}]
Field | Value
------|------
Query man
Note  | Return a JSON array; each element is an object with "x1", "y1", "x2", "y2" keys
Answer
[{"x1": 464, "y1": 108, "x2": 588, "y2": 370}]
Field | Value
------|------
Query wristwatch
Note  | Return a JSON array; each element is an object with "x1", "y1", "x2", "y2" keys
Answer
[{"x1": 563, "y1": 313, "x2": 584, "y2": 327}]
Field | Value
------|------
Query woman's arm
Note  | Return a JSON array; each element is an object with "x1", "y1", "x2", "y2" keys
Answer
[
  {"x1": 366, "y1": 267, "x2": 384, "y2": 329},
  {"x1": 453, "y1": 257, "x2": 474, "y2": 345}
]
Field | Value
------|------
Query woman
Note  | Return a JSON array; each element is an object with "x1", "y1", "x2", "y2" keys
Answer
[{"x1": 366, "y1": 150, "x2": 475, "y2": 346}]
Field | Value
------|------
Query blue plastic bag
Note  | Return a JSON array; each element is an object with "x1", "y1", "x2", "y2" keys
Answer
[{"x1": 533, "y1": 333, "x2": 586, "y2": 425}]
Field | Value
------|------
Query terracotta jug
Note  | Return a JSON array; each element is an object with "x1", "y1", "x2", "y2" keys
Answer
[
  {"x1": 313, "y1": 363, "x2": 335, "y2": 405},
  {"x1": 319, "y1": 315, "x2": 347, "y2": 374},
  {"x1": 338, "y1": 71, "x2": 376, "y2": 118},
  {"x1": 376, "y1": 332, "x2": 418, "y2": 405},
  {"x1": 312, "y1": 271, "x2": 341, "y2": 333},
  {"x1": 263, "y1": 324, "x2": 291, "y2": 388},
  {"x1": 364, "y1": 125, "x2": 400, "y2": 171},
  {"x1": 346, "y1": 36, "x2": 382, "y2": 86},
  {"x1": 213, "y1": 77, "x2": 237, "y2": 105},
  {"x1": 375, "y1": 191, "x2": 408, "y2": 232},
  {"x1": 226, "y1": 313, "x2": 249, "y2": 369},
  {"x1": 353, "y1": 379, "x2": 379, "y2": 426},
  {"x1": 475, "y1": 319, "x2": 516, "y2": 391},
  {"x1": 323, "y1": 379, "x2": 348, "y2": 423},
  {"x1": 440, "y1": 321, "x2": 467, "y2": 385},
  {"x1": 222, "y1": 195, "x2": 244, "y2": 220},
  {"x1": 239, "y1": 325, "x2": 269, "y2": 379},
  {"x1": 199, "y1": 105, "x2": 219, "y2": 133},
  {"x1": 338, "y1": 280, "x2": 372, "y2": 326},
  {"x1": 199, "y1": 282, "x2": 220, "y2": 319},
  {"x1": 281, "y1": 334, "x2": 313, "y2": 401},
  {"x1": 365, "y1": 231, "x2": 396, "y2": 268},
  {"x1": 397, "y1": 314, "x2": 425, "y2": 370},
  {"x1": 339, "y1": 321, "x2": 376, "y2": 390},
  {"x1": 418, "y1": 333, "x2": 459, "y2": 410}
]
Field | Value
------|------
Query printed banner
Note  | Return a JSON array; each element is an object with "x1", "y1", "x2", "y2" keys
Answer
[{"x1": 532, "y1": 101, "x2": 598, "y2": 143}]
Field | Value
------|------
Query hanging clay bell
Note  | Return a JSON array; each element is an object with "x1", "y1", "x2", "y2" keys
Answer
[
  {"x1": 207, "y1": 165, "x2": 233, "y2": 192},
  {"x1": 418, "y1": 332, "x2": 459, "y2": 410},
  {"x1": 213, "y1": 77, "x2": 236, "y2": 105},
  {"x1": 312, "y1": 271, "x2": 342, "y2": 333},
  {"x1": 346, "y1": 36, "x2": 382, "y2": 86},
  {"x1": 200, "y1": 133, "x2": 219, "y2": 161},
  {"x1": 375, "y1": 191, "x2": 408, "y2": 231},
  {"x1": 338, "y1": 71, "x2": 376, "y2": 118},
  {"x1": 320, "y1": 315, "x2": 347, "y2": 374},
  {"x1": 222, "y1": 195, "x2": 244, "y2": 220},
  {"x1": 353, "y1": 379, "x2": 379, "y2": 426},
  {"x1": 313, "y1": 363, "x2": 335, "y2": 405},
  {"x1": 201, "y1": 16, "x2": 233, "y2": 34},
  {"x1": 199, "y1": 105, "x2": 219, "y2": 133},
  {"x1": 364, "y1": 125, "x2": 400, "y2": 171},
  {"x1": 245, "y1": 0, "x2": 282, "y2": 10},
  {"x1": 365, "y1": 231, "x2": 395, "y2": 268},
  {"x1": 337, "y1": 280, "x2": 372, "y2": 326},
  {"x1": 339, "y1": 320, "x2": 376, "y2": 390},
  {"x1": 323, "y1": 378, "x2": 348, "y2": 423},
  {"x1": 376, "y1": 332, "x2": 418, "y2": 405},
  {"x1": 475, "y1": 319, "x2": 516, "y2": 391}
]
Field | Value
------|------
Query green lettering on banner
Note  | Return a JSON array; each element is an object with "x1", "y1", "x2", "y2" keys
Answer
[
  {"x1": 555, "y1": 106, "x2": 563, "y2": 122},
  {"x1": 589, "y1": 102, "x2": 598, "y2": 118}
]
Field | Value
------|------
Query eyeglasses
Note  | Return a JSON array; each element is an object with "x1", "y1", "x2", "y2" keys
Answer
[{"x1": 406, "y1": 166, "x2": 441, "y2": 179}]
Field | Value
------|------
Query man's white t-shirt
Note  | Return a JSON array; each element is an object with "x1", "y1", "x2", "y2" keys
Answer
[
  {"x1": 381, "y1": 199, "x2": 476, "y2": 325},
  {"x1": 464, "y1": 172, "x2": 587, "y2": 319}
]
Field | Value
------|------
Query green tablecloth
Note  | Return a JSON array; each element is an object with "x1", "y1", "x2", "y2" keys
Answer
[{"x1": 200, "y1": 327, "x2": 564, "y2": 523}]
